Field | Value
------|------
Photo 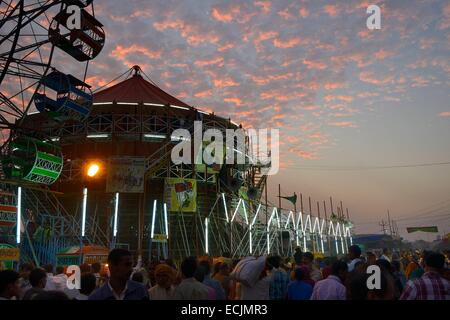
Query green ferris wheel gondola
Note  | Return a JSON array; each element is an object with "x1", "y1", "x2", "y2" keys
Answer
[{"x1": 1, "y1": 136, "x2": 63, "y2": 185}]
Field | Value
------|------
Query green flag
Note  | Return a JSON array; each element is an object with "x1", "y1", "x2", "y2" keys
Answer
[
  {"x1": 279, "y1": 193, "x2": 297, "y2": 206},
  {"x1": 406, "y1": 226, "x2": 438, "y2": 233}
]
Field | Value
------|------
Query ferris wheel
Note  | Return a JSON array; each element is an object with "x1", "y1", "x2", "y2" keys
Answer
[{"x1": 0, "y1": 0, "x2": 105, "y2": 185}]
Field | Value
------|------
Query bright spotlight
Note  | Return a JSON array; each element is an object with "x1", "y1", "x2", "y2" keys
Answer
[{"x1": 87, "y1": 163, "x2": 100, "y2": 177}]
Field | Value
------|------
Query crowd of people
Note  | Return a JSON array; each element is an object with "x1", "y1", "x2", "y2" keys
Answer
[{"x1": 0, "y1": 246, "x2": 449, "y2": 300}]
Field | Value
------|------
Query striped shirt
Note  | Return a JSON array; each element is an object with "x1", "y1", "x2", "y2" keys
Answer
[{"x1": 400, "y1": 271, "x2": 450, "y2": 300}]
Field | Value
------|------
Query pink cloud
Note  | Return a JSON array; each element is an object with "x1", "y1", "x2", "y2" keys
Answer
[
  {"x1": 329, "y1": 121, "x2": 355, "y2": 127},
  {"x1": 224, "y1": 97, "x2": 243, "y2": 106},
  {"x1": 359, "y1": 71, "x2": 393, "y2": 85},
  {"x1": 194, "y1": 56, "x2": 224, "y2": 67},
  {"x1": 299, "y1": 7, "x2": 309, "y2": 18},
  {"x1": 254, "y1": 1, "x2": 271, "y2": 14},
  {"x1": 324, "y1": 4, "x2": 339, "y2": 17},
  {"x1": 194, "y1": 89, "x2": 212, "y2": 98},
  {"x1": 273, "y1": 37, "x2": 301, "y2": 48},
  {"x1": 111, "y1": 44, "x2": 162, "y2": 61},
  {"x1": 303, "y1": 59, "x2": 327, "y2": 70},
  {"x1": 439, "y1": 112, "x2": 450, "y2": 117},
  {"x1": 211, "y1": 6, "x2": 240, "y2": 23},
  {"x1": 213, "y1": 77, "x2": 239, "y2": 88},
  {"x1": 324, "y1": 95, "x2": 354, "y2": 103},
  {"x1": 278, "y1": 8, "x2": 294, "y2": 20}
]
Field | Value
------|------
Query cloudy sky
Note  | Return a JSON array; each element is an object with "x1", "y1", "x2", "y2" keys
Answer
[{"x1": 50, "y1": 0, "x2": 450, "y2": 240}]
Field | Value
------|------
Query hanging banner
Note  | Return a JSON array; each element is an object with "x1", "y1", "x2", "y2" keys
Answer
[
  {"x1": 152, "y1": 234, "x2": 168, "y2": 243},
  {"x1": 0, "y1": 247, "x2": 20, "y2": 261},
  {"x1": 406, "y1": 226, "x2": 438, "y2": 233},
  {"x1": 165, "y1": 178, "x2": 197, "y2": 212},
  {"x1": 195, "y1": 141, "x2": 224, "y2": 174},
  {"x1": 106, "y1": 157, "x2": 145, "y2": 193}
]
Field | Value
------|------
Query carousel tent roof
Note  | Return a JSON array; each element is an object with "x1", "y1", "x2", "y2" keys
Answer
[{"x1": 93, "y1": 67, "x2": 191, "y2": 107}]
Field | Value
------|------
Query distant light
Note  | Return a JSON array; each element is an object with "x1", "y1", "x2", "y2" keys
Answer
[
  {"x1": 16, "y1": 187, "x2": 22, "y2": 244},
  {"x1": 87, "y1": 134, "x2": 109, "y2": 138},
  {"x1": 198, "y1": 110, "x2": 209, "y2": 115},
  {"x1": 113, "y1": 193, "x2": 119, "y2": 237},
  {"x1": 87, "y1": 163, "x2": 100, "y2": 177},
  {"x1": 51, "y1": 137, "x2": 60, "y2": 142},
  {"x1": 163, "y1": 203, "x2": 169, "y2": 237},
  {"x1": 92, "y1": 102, "x2": 113, "y2": 106},
  {"x1": 205, "y1": 217, "x2": 209, "y2": 254},
  {"x1": 170, "y1": 135, "x2": 190, "y2": 142},
  {"x1": 170, "y1": 105, "x2": 189, "y2": 110},
  {"x1": 230, "y1": 120, "x2": 239, "y2": 126},
  {"x1": 117, "y1": 102, "x2": 139, "y2": 105},
  {"x1": 144, "y1": 103, "x2": 165, "y2": 107},
  {"x1": 222, "y1": 193, "x2": 229, "y2": 223},
  {"x1": 144, "y1": 134, "x2": 166, "y2": 139},
  {"x1": 81, "y1": 187, "x2": 87, "y2": 237},
  {"x1": 151, "y1": 200, "x2": 157, "y2": 239},
  {"x1": 27, "y1": 111, "x2": 40, "y2": 115}
]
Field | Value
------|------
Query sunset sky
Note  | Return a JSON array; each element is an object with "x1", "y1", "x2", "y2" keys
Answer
[{"x1": 51, "y1": 0, "x2": 450, "y2": 241}]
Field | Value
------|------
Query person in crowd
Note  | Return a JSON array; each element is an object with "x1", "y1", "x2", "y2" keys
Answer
[
  {"x1": 287, "y1": 267, "x2": 313, "y2": 300},
  {"x1": 310, "y1": 260, "x2": 348, "y2": 300},
  {"x1": 294, "y1": 247, "x2": 303, "y2": 267},
  {"x1": 228, "y1": 259, "x2": 240, "y2": 300},
  {"x1": 89, "y1": 249, "x2": 148, "y2": 300},
  {"x1": 321, "y1": 257, "x2": 336, "y2": 279},
  {"x1": 91, "y1": 262, "x2": 102, "y2": 287},
  {"x1": 366, "y1": 252, "x2": 377, "y2": 266},
  {"x1": 380, "y1": 248, "x2": 391, "y2": 262},
  {"x1": 400, "y1": 252, "x2": 450, "y2": 300},
  {"x1": 392, "y1": 260, "x2": 407, "y2": 290},
  {"x1": 239, "y1": 259, "x2": 272, "y2": 300},
  {"x1": 80, "y1": 263, "x2": 91, "y2": 273},
  {"x1": 347, "y1": 272, "x2": 369, "y2": 300},
  {"x1": 347, "y1": 245, "x2": 362, "y2": 272},
  {"x1": 405, "y1": 253, "x2": 421, "y2": 279},
  {"x1": 148, "y1": 263, "x2": 176, "y2": 300},
  {"x1": 213, "y1": 262, "x2": 231, "y2": 299},
  {"x1": 22, "y1": 268, "x2": 47, "y2": 300},
  {"x1": 131, "y1": 272, "x2": 144, "y2": 284},
  {"x1": 367, "y1": 268, "x2": 396, "y2": 300},
  {"x1": 198, "y1": 260, "x2": 225, "y2": 300},
  {"x1": 0, "y1": 270, "x2": 21, "y2": 300},
  {"x1": 32, "y1": 290, "x2": 70, "y2": 300},
  {"x1": 43, "y1": 264, "x2": 56, "y2": 291},
  {"x1": 302, "y1": 252, "x2": 322, "y2": 282},
  {"x1": 74, "y1": 273, "x2": 97, "y2": 300},
  {"x1": 194, "y1": 265, "x2": 216, "y2": 300},
  {"x1": 268, "y1": 255, "x2": 289, "y2": 300},
  {"x1": 173, "y1": 256, "x2": 209, "y2": 300},
  {"x1": 17, "y1": 263, "x2": 34, "y2": 299}
]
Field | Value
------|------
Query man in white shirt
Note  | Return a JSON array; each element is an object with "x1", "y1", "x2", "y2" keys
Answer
[
  {"x1": 347, "y1": 245, "x2": 362, "y2": 272},
  {"x1": 311, "y1": 261, "x2": 348, "y2": 300},
  {"x1": 380, "y1": 248, "x2": 391, "y2": 262}
]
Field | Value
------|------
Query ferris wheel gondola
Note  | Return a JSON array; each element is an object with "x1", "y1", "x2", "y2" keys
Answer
[{"x1": 0, "y1": 0, "x2": 105, "y2": 185}]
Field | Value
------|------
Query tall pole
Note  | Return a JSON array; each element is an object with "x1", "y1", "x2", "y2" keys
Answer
[
  {"x1": 387, "y1": 210, "x2": 393, "y2": 236},
  {"x1": 340, "y1": 201, "x2": 344, "y2": 219},
  {"x1": 324, "y1": 200, "x2": 331, "y2": 254},
  {"x1": 278, "y1": 184, "x2": 281, "y2": 209},
  {"x1": 330, "y1": 196, "x2": 334, "y2": 215}
]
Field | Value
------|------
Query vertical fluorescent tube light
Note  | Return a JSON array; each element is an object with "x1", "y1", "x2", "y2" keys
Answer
[
  {"x1": 16, "y1": 187, "x2": 22, "y2": 244},
  {"x1": 205, "y1": 217, "x2": 209, "y2": 254},
  {"x1": 151, "y1": 200, "x2": 157, "y2": 239},
  {"x1": 81, "y1": 187, "x2": 87, "y2": 237},
  {"x1": 335, "y1": 237, "x2": 339, "y2": 254},
  {"x1": 164, "y1": 203, "x2": 169, "y2": 236},
  {"x1": 222, "y1": 193, "x2": 229, "y2": 222},
  {"x1": 267, "y1": 233, "x2": 270, "y2": 254},
  {"x1": 249, "y1": 230, "x2": 253, "y2": 255},
  {"x1": 113, "y1": 192, "x2": 119, "y2": 237}
]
